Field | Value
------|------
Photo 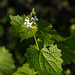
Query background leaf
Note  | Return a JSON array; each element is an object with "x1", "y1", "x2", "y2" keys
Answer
[
  {"x1": 0, "y1": 25, "x2": 4, "y2": 37},
  {"x1": 0, "y1": 47, "x2": 15, "y2": 75}
]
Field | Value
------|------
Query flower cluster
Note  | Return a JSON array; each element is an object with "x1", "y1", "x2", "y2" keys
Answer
[{"x1": 24, "y1": 16, "x2": 38, "y2": 28}]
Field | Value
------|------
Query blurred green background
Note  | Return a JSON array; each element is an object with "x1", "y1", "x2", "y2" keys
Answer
[{"x1": 0, "y1": 0, "x2": 75, "y2": 75}]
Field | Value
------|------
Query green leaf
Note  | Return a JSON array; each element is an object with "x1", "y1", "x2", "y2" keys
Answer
[
  {"x1": 36, "y1": 19, "x2": 54, "y2": 48},
  {"x1": 36, "y1": 19, "x2": 67, "y2": 50},
  {"x1": 13, "y1": 63, "x2": 38, "y2": 75},
  {"x1": 0, "y1": 47, "x2": 15, "y2": 75},
  {"x1": 37, "y1": 31, "x2": 54, "y2": 49},
  {"x1": 37, "y1": 18, "x2": 67, "y2": 42},
  {"x1": 43, "y1": 25, "x2": 67, "y2": 42},
  {"x1": 57, "y1": 43, "x2": 75, "y2": 65},
  {"x1": 0, "y1": 71, "x2": 3, "y2": 75},
  {"x1": 10, "y1": 14, "x2": 38, "y2": 41},
  {"x1": 63, "y1": 35, "x2": 75, "y2": 51},
  {"x1": 20, "y1": 25, "x2": 37, "y2": 41},
  {"x1": 10, "y1": 15, "x2": 22, "y2": 37},
  {"x1": 55, "y1": 35, "x2": 75, "y2": 65},
  {"x1": 37, "y1": 18, "x2": 50, "y2": 30},
  {"x1": 25, "y1": 45, "x2": 63, "y2": 75}
]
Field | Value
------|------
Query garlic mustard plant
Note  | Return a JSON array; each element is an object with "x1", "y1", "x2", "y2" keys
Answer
[{"x1": 10, "y1": 8, "x2": 75, "y2": 75}]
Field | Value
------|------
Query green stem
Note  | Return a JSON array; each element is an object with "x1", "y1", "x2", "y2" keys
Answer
[{"x1": 34, "y1": 35, "x2": 39, "y2": 50}]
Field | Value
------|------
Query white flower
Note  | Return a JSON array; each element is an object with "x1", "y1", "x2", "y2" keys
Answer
[{"x1": 24, "y1": 17, "x2": 33, "y2": 28}]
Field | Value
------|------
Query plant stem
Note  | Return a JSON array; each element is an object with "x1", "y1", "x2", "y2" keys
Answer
[{"x1": 34, "y1": 35, "x2": 39, "y2": 50}]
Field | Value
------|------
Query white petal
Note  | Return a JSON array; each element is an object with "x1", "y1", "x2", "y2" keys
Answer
[
  {"x1": 25, "y1": 19, "x2": 29, "y2": 22},
  {"x1": 31, "y1": 17, "x2": 34, "y2": 20},
  {"x1": 24, "y1": 22, "x2": 26, "y2": 24},
  {"x1": 27, "y1": 25, "x2": 29, "y2": 27},
  {"x1": 25, "y1": 17, "x2": 29, "y2": 22},
  {"x1": 34, "y1": 16, "x2": 36, "y2": 18}
]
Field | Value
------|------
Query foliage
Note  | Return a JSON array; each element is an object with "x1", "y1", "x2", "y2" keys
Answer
[
  {"x1": 13, "y1": 63, "x2": 38, "y2": 75},
  {"x1": 9, "y1": 9, "x2": 75, "y2": 75},
  {"x1": 54, "y1": 35, "x2": 75, "y2": 65},
  {"x1": 0, "y1": 47, "x2": 15, "y2": 75},
  {"x1": 0, "y1": 0, "x2": 75, "y2": 75},
  {"x1": 26, "y1": 45, "x2": 63, "y2": 75}
]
